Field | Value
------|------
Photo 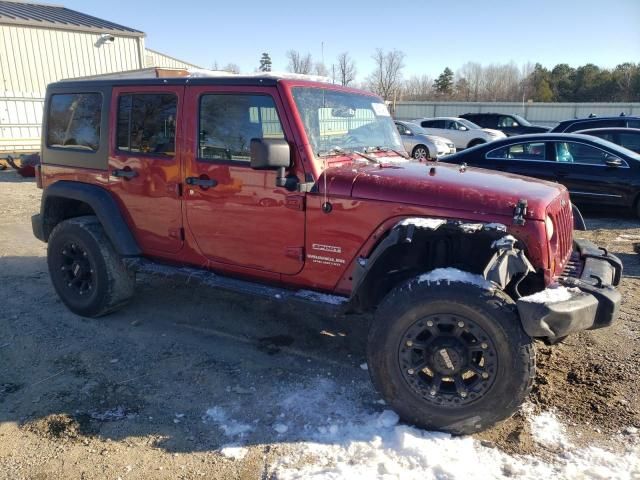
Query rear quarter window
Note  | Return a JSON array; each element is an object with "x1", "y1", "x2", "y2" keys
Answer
[{"x1": 46, "y1": 93, "x2": 102, "y2": 151}]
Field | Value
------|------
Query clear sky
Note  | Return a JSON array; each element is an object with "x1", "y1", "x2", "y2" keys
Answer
[{"x1": 63, "y1": 0, "x2": 639, "y2": 80}]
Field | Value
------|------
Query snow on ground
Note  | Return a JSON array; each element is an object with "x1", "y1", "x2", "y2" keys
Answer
[{"x1": 203, "y1": 376, "x2": 639, "y2": 479}]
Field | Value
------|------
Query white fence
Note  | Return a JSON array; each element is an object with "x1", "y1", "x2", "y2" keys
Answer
[{"x1": 393, "y1": 102, "x2": 640, "y2": 127}]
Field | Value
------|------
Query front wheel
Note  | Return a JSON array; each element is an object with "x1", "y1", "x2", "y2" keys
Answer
[
  {"x1": 411, "y1": 145, "x2": 431, "y2": 161},
  {"x1": 367, "y1": 279, "x2": 534, "y2": 435}
]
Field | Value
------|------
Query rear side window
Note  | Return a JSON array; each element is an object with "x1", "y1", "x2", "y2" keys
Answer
[
  {"x1": 198, "y1": 94, "x2": 284, "y2": 162},
  {"x1": 117, "y1": 94, "x2": 177, "y2": 156},
  {"x1": 46, "y1": 93, "x2": 102, "y2": 151},
  {"x1": 487, "y1": 142, "x2": 546, "y2": 160}
]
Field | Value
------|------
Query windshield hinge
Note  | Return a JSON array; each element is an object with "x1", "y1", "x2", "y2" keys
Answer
[
  {"x1": 297, "y1": 182, "x2": 315, "y2": 193},
  {"x1": 513, "y1": 199, "x2": 528, "y2": 226}
]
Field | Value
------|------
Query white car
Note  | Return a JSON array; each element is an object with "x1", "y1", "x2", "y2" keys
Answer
[
  {"x1": 412, "y1": 117, "x2": 506, "y2": 150},
  {"x1": 395, "y1": 121, "x2": 456, "y2": 160}
]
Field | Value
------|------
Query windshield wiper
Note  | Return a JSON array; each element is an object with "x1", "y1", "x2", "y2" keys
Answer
[
  {"x1": 318, "y1": 146, "x2": 379, "y2": 164},
  {"x1": 364, "y1": 146, "x2": 410, "y2": 159}
]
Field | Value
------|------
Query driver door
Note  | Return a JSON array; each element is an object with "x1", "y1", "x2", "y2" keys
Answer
[{"x1": 183, "y1": 86, "x2": 305, "y2": 275}]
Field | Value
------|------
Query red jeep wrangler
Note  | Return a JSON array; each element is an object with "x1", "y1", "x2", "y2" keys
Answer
[{"x1": 32, "y1": 73, "x2": 622, "y2": 434}]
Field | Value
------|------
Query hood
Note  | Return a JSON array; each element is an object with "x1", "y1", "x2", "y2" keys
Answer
[
  {"x1": 321, "y1": 160, "x2": 563, "y2": 220},
  {"x1": 482, "y1": 128, "x2": 507, "y2": 138}
]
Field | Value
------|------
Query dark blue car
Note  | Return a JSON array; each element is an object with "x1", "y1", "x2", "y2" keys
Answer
[{"x1": 440, "y1": 133, "x2": 640, "y2": 217}]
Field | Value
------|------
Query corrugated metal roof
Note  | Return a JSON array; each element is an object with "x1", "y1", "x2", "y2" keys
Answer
[{"x1": 0, "y1": 0, "x2": 144, "y2": 36}]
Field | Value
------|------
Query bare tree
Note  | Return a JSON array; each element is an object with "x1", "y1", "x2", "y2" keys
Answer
[
  {"x1": 403, "y1": 75, "x2": 433, "y2": 100},
  {"x1": 314, "y1": 62, "x2": 329, "y2": 77},
  {"x1": 223, "y1": 63, "x2": 240, "y2": 74},
  {"x1": 367, "y1": 48, "x2": 405, "y2": 101},
  {"x1": 286, "y1": 50, "x2": 313, "y2": 74},
  {"x1": 457, "y1": 62, "x2": 484, "y2": 101},
  {"x1": 336, "y1": 52, "x2": 357, "y2": 86}
]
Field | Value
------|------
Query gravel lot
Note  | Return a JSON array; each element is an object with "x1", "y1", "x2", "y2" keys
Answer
[{"x1": 0, "y1": 169, "x2": 638, "y2": 479}]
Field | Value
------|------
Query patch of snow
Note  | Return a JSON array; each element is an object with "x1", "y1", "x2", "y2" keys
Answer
[
  {"x1": 204, "y1": 407, "x2": 253, "y2": 437},
  {"x1": 274, "y1": 423, "x2": 288, "y2": 434},
  {"x1": 483, "y1": 222, "x2": 508, "y2": 232},
  {"x1": 458, "y1": 222, "x2": 484, "y2": 233},
  {"x1": 294, "y1": 290, "x2": 348, "y2": 305},
  {"x1": 519, "y1": 285, "x2": 581, "y2": 304},
  {"x1": 359, "y1": 363, "x2": 368, "y2": 371},
  {"x1": 220, "y1": 444, "x2": 249, "y2": 460},
  {"x1": 529, "y1": 411, "x2": 568, "y2": 448},
  {"x1": 202, "y1": 378, "x2": 639, "y2": 480},
  {"x1": 491, "y1": 235, "x2": 518, "y2": 250},
  {"x1": 187, "y1": 68, "x2": 332, "y2": 83},
  {"x1": 397, "y1": 217, "x2": 446, "y2": 230},
  {"x1": 417, "y1": 268, "x2": 494, "y2": 290}
]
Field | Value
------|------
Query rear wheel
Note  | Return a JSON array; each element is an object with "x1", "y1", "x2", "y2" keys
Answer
[
  {"x1": 367, "y1": 279, "x2": 534, "y2": 435},
  {"x1": 47, "y1": 216, "x2": 135, "y2": 317},
  {"x1": 411, "y1": 145, "x2": 431, "y2": 161}
]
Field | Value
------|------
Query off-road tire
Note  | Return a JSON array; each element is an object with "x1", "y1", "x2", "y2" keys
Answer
[
  {"x1": 467, "y1": 139, "x2": 486, "y2": 148},
  {"x1": 367, "y1": 279, "x2": 534, "y2": 435},
  {"x1": 47, "y1": 216, "x2": 135, "y2": 317}
]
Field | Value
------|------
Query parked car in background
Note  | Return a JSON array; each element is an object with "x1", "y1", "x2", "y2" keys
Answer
[
  {"x1": 394, "y1": 121, "x2": 455, "y2": 160},
  {"x1": 412, "y1": 117, "x2": 506, "y2": 150},
  {"x1": 576, "y1": 128, "x2": 640, "y2": 154},
  {"x1": 440, "y1": 133, "x2": 640, "y2": 216},
  {"x1": 550, "y1": 114, "x2": 640, "y2": 133},
  {"x1": 460, "y1": 113, "x2": 550, "y2": 136}
]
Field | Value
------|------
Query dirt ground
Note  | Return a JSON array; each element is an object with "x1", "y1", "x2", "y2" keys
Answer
[{"x1": 0, "y1": 169, "x2": 638, "y2": 479}]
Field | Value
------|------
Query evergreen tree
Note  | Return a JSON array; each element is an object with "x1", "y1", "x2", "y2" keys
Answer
[
  {"x1": 433, "y1": 67, "x2": 454, "y2": 96},
  {"x1": 259, "y1": 53, "x2": 272, "y2": 72}
]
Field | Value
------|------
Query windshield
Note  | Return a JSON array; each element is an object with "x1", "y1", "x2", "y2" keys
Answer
[
  {"x1": 291, "y1": 87, "x2": 403, "y2": 156},
  {"x1": 512, "y1": 114, "x2": 532, "y2": 126},
  {"x1": 457, "y1": 118, "x2": 482, "y2": 130}
]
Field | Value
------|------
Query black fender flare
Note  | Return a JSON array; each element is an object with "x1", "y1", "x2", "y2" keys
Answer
[{"x1": 38, "y1": 181, "x2": 141, "y2": 256}]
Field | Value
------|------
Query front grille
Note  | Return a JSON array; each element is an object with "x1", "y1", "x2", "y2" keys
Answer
[{"x1": 549, "y1": 194, "x2": 574, "y2": 277}]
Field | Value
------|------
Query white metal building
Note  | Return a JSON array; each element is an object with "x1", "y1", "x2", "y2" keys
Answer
[{"x1": 0, "y1": 0, "x2": 199, "y2": 154}]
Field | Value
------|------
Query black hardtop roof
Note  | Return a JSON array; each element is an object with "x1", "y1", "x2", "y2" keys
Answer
[{"x1": 48, "y1": 76, "x2": 281, "y2": 90}]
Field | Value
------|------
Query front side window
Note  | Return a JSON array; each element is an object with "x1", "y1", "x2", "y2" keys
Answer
[
  {"x1": 395, "y1": 122, "x2": 410, "y2": 135},
  {"x1": 488, "y1": 142, "x2": 546, "y2": 160},
  {"x1": 47, "y1": 93, "x2": 102, "y2": 151},
  {"x1": 198, "y1": 94, "x2": 284, "y2": 162},
  {"x1": 498, "y1": 116, "x2": 519, "y2": 128},
  {"x1": 117, "y1": 94, "x2": 177, "y2": 156},
  {"x1": 291, "y1": 87, "x2": 402, "y2": 156},
  {"x1": 555, "y1": 142, "x2": 612, "y2": 165},
  {"x1": 421, "y1": 120, "x2": 442, "y2": 128}
]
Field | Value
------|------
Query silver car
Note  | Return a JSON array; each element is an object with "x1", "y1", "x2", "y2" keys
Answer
[{"x1": 395, "y1": 121, "x2": 456, "y2": 160}]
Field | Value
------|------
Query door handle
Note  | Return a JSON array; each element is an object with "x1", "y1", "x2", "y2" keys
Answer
[
  {"x1": 111, "y1": 168, "x2": 138, "y2": 179},
  {"x1": 186, "y1": 176, "x2": 218, "y2": 188}
]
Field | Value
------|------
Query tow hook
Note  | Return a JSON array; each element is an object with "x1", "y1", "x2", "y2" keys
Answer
[{"x1": 513, "y1": 199, "x2": 528, "y2": 226}]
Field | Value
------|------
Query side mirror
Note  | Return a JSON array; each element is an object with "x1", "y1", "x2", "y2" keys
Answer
[
  {"x1": 605, "y1": 156, "x2": 623, "y2": 168},
  {"x1": 458, "y1": 126, "x2": 468, "y2": 131},
  {"x1": 250, "y1": 138, "x2": 291, "y2": 170}
]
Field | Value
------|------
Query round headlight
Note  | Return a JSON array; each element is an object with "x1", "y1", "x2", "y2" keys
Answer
[{"x1": 545, "y1": 215, "x2": 555, "y2": 240}]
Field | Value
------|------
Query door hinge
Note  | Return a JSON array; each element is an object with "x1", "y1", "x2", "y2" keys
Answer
[
  {"x1": 285, "y1": 246, "x2": 305, "y2": 262},
  {"x1": 285, "y1": 195, "x2": 305, "y2": 211}
]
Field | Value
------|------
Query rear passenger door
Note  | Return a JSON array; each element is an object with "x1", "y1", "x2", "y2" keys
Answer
[{"x1": 108, "y1": 86, "x2": 185, "y2": 255}]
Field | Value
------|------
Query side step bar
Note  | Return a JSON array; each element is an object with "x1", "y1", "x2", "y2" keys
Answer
[{"x1": 124, "y1": 258, "x2": 349, "y2": 314}]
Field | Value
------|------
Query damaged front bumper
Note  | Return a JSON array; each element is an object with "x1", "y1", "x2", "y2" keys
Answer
[{"x1": 516, "y1": 239, "x2": 622, "y2": 341}]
